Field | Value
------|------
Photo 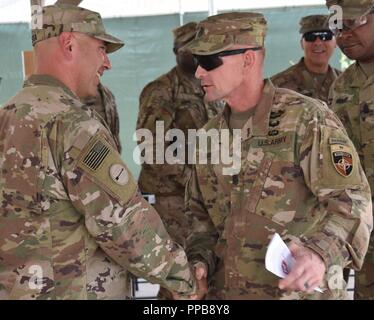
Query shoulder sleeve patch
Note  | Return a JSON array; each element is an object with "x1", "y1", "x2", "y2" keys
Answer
[
  {"x1": 321, "y1": 126, "x2": 362, "y2": 187},
  {"x1": 331, "y1": 144, "x2": 353, "y2": 177},
  {"x1": 77, "y1": 133, "x2": 137, "y2": 206},
  {"x1": 83, "y1": 139, "x2": 110, "y2": 171}
]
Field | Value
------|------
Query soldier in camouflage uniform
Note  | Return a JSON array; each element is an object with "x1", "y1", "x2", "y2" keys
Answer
[
  {"x1": 136, "y1": 22, "x2": 224, "y2": 248},
  {"x1": 183, "y1": 12, "x2": 372, "y2": 300},
  {"x1": 326, "y1": 0, "x2": 374, "y2": 300},
  {"x1": 271, "y1": 15, "x2": 341, "y2": 102},
  {"x1": 84, "y1": 83, "x2": 122, "y2": 153},
  {"x1": 0, "y1": 4, "x2": 197, "y2": 300}
]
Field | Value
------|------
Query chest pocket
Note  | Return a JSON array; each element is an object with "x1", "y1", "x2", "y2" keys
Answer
[{"x1": 243, "y1": 134, "x2": 304, "y2": 227}]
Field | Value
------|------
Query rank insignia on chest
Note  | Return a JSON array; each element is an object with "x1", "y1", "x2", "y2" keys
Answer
[{"x1": 331, "y1": 144, "x2": 353, "y2": 177}]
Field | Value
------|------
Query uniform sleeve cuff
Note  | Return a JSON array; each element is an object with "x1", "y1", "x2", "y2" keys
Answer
[{"x1": 303, "y1": 232, "x2": 348, "y2": 269}]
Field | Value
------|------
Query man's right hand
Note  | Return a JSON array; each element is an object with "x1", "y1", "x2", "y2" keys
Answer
[
  {"x1": 173, "y1": 262, "x2": 208, "y2": 300},
  {"x1": 189, "y1": 262, "x2": 208, "y2": 300}
]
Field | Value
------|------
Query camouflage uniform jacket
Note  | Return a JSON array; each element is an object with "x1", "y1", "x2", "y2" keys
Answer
[
  {"x1": 271, "y1": 58, "x2": 341, "y2": 102},
  {"x1": 329, "y1": 62, "x2": 374, "y2": 264},
  {"x1": 0, "y1": 75, "x2": 196, "y2": 300},
  {"x1": 84, "y1": 83, "x2": 122, "y2": 153},
  {"x1": 136, "y1": 66, "x2": 223, "y2": 196},
  {"x1": 185, "y1": 80, "x2": 372, "y2": 300}
]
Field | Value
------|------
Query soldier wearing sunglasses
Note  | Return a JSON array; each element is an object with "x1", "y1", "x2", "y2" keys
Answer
[
  {"x1": 272, "y1": 15, "x2": 340, "y2": 102},
  {"x1": 327, "y1": 0, "x2": 374, "y2": 300},
  {"x1": 136, "y1": 22, "x2": 223, "y2": 299},
  {"x1": 182, "y1": 12, "x2": 372, "y2": 300}
]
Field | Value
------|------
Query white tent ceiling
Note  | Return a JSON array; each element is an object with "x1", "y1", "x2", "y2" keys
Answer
[{"x1": 0, "y1": 0, "x2": 326, "y2": 23}]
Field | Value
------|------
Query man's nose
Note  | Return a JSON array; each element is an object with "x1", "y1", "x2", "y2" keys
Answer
[
  {"x1": 103, "y1": 52, "x2": 112, "y2": 70},
  {"x1": 314, "y1": 37, "x2": 323, "y2": 45},
  {"x1": 195, "y1": 65, "x2": 207, "y2": 80}
]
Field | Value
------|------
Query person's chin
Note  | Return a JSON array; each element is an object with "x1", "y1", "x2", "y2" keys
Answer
[{"x1": 339, "y1": 44, "x2": 363, "y2": 60}]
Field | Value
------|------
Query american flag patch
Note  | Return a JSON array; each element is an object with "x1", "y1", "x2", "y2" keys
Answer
[{"x1": 83, "y1": 140, "x2": 110, "y2": 171}]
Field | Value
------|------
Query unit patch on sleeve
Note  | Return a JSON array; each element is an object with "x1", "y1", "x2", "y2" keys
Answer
[{"x1": 331, "y1": 144, "x2": 353, "y2": 177}]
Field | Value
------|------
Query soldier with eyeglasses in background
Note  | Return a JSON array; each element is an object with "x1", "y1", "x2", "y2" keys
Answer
[
  {"x1": 327, "y1": 0, "x2": 374, "y2": 300},
  {"x1": 272, "y1": 15, "x2": 341, "y2": 102}
]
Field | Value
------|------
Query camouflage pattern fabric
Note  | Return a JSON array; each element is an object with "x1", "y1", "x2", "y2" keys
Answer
[
  {"x1": 173, "y1": 22, "x2": 197, "y2": 47},
  {"x1": 136, "y1": 66, "x2": 224, "y2": 247},
  {"x1": 328, "y1": 62, "x2": 374, "y2": 299},
  {"x1": 184, "y1": 12, "x2": 267, "y2": 55},
  {"x1": 271, "y1": 58, "x2": 341, "y2": 102},
  {"x1": 185, "y1": 80, "x2": 372, "y2": 300},
  {"x1": 84, "y1": 83, "x2": 122, "y2": 153},
  {"x1": 32, "y1": 4, "x2": 124, "y2": 53},
  {"x1": 299, "y1": 15, "x2": 330, "y2": 34},
  {"x1": 0, "y1": 75, "x2": 196, "y2": 300},
  {"x1": 326, "y1": 0, "x2": 374, "y2": 19}
]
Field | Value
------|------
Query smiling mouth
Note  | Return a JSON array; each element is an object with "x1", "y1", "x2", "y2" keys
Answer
[{"x1": 342, "y1": 43, "x2": 360, "y2": 50}]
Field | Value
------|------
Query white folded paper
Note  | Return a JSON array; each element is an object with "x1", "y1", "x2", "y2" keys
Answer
[{"x1": 265, "y1": 233, "x2": 324, "y2": 294}]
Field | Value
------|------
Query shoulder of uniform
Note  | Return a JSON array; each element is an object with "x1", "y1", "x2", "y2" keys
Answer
[
  {"x1": 271, "y1": 64, "x2": 298, "y2": 86},
  {"x1": 274, "y1": 86, "x2": 336, "y2": 125},
  {"x1": 54, "y1": 107, "x2": 110, "y2": 152},
  {"x1": 99, "y1": 84, "x2": 116, "y2": 100},
  {"x1": 335, "y1": 62, "x2": 357, "y2": 84},
  {"x1": 140, "y1": 68, "x2": 176, "y2": 98},
  {"x1": 1, "y1": 84, "x2": 84, "y2": 120}
]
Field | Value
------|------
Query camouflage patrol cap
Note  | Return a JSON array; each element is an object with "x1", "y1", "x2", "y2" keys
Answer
[
  {"x1": 32, "y1": 4, "x2": 124, "y2": 53},
  {"x1": 326, "y1": 0, "x2": 374, "y2": 19},
  {"x1": 183, "y1": 12, "x2": 267, "y2": 55},
  {"x1": 299, "y1": 15, "x2": 330, "y2": 34},
  {"x1": 173, "y1": 22, "x2": 197, "y2": 47}
]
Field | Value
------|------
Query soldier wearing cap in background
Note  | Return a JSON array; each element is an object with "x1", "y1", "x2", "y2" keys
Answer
[
  {"x1": 136, "y1": 23, "x2": 223, "y2": 249},
  {"x1": 326, "y1": 0, "x2": 374, "y2": 300},
  {"x1": 183, "y1": 11, "x2": 372, "y2": 299},
  {"x1": 271, "y1": 14, "x2": 340, "y2": 102},
  {"x1": 136, "y1": 21, "x2": 223, "y2": 299},
  {"x1": 0, "y1": 4, "x2": 201, "y2": 300},
  {"x1": 84, "y1": 83, "x2": 122, "y2": 153}
]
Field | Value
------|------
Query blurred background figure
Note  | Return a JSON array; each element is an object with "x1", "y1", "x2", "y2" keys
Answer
[
  {"x1": 136, "y1": 21, "x2": 224, "y2": 299},
  {"x1": 271, "y1": 14, "x2": 340, "y2": 102}
]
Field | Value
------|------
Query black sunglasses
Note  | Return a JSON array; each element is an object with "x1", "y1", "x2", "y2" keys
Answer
[
  {"x1": 303, "y1": 31, "x2": 334, "y2": 42},
  {"x1": 193, "y1": 47, "x2": 262, "y2": 71}
]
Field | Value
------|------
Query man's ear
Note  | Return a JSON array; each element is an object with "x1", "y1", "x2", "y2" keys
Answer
[
  {"x1": 300, "y1": 37, "x2": 305, "y2": 50},
  {"x1": 58, "y1": 32, "x2": 74, "y2": 60},
  {"x1": 243, "y1": 49, "x2": 256, "y2": 69}
]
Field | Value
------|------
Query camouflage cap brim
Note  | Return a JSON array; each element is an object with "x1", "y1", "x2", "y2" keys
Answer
[
  {"x1": 326, "y1": 0, "x2": 374, "y2": 20},
  {"x1": 94, "y1": 33, "x2": 125, "y2": 54},
  {"x1": 182, "y1": 36, "x2": 236, "y2": 55},
  {"x1": 341, "y1": 6, "x2": 374, "y2": 19}
]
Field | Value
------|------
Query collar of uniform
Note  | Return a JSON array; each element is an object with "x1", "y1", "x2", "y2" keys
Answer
[
  {"x1": 251, "y1": 79, "x2": 275, "y2": 137},
  {"x1": 24, "y1": 74, "x2": 79, "y2": 100},
  {"x1": 357, "y1": 62, "x2": 374, "y2": 88},
  {"x1": 299, "y1": 57, "x2": 333, "y2": 82},
  {"x1": 219, "y1": 80, "x2": 274, "y2": 140},
  {"x1": 349, "y1": 63, "x2": 369, "y2": 88}
]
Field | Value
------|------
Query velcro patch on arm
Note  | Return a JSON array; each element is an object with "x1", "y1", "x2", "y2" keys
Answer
[
  {"x1": 321, "y1": 126, "x2": 362, "y2": 187},
  {"x1": 83, "y1": 140, "x2": 110, "y2": 171},
  {"x1": 77, "y1": 133, "x2": 137, "y2": 206}
]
